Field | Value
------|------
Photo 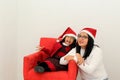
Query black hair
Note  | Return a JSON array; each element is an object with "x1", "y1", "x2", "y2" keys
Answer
[
  {"x1": 60, "y1": 36, "x2": 76, "y2": 48},
  {"x1": 76, "y1": 35, "x2": 94, "y2": 60}
]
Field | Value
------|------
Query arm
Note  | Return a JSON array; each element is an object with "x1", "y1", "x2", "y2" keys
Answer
[
  {"x1": 36, "y1": 45, "x2": 51, "y2": 55},
  {"x1": 59, "y1": 48, "x2": 77, "y2": 65},
  {"x1": 76, "y1": 53, "x2": 85, "y2": 65},
  {"x1": 78, "y1": 47, "x2": 103, "y2": 74}
]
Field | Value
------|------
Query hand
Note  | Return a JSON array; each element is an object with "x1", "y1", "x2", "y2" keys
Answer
[
  {"x1": 76, "y1": 53, "x2": 84, "y2": 65},
  {"x1": 36, "y1": 45, "x2": 44, "y2": 51},
  {"x1": 64, "y1": 55, "x2": 74, "y2": 61},
  {"x1": 77, "y1": 58, "x2": 84, "y2": 65}
]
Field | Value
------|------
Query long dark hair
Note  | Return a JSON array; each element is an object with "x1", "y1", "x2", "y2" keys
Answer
[{"x1": 76, "y1": 35, "x2": 94, "y2": 60}]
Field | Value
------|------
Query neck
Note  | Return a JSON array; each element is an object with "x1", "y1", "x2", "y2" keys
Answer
[{"x1": 81, "y1": 46, "x2": 86, "y2": 49}]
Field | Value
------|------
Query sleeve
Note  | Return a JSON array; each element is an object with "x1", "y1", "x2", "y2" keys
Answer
[
  {"x1": 41, "y1": 47, "x2": 51, "y2": 55},
  {"x1": 59, "y1": 48, "x2": 77, "y2": 65},
  {"x1": 78, "y1": 47, "x2": 103, "y2": 74}
]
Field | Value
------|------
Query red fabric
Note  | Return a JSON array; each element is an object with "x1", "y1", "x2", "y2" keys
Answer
[
  {"x1": 50, "y1": 42, "x2": 62, "y2": 57},
  {"x1": 58, "y1": 27, "x2": 76, "y2": 39},
  {"x1": 57, "y1": 51, "x2": 66, "y2": 57},
  {"x1": 23, "y1": 37, "x2": 78, "y2": 80},
  {"x1": 40, "y1": 37, "x2": 56, "y2": 55},
  {"x1": 44, "y1": 60, "x2": 56, "y2": 71},
  {"x1": 81, "y1": 27, "x2": 97, "y2": 38}
]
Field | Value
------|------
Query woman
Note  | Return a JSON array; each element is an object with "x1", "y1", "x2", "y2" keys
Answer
[{"x1": 60, "y1": 27, "x2": 108, "y2": 80}]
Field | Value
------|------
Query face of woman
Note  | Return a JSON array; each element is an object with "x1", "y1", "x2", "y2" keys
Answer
[
  {"x1": 77, "y1": 32, "x2": 88, "y2": 48},
  {"x1": 64, "y1": 36, "x2": 75, "y2": 46}
]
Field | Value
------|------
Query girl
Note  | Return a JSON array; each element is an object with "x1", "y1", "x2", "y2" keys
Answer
[{"x1": 34, "y1": 27, "x2": 77, "y2": 73}]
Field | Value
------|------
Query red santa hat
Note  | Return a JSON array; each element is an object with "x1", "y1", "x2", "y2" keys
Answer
[
  {"x1": 80, "y1": 27, "x2": 97, "y2": 40},
  {"x1": 57, "y1": 27, "x2": 77, "y2": 41}
]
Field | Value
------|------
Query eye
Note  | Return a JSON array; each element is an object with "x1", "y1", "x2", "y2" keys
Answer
[
  {"x1": 77, "y1": 34, "x2": 88, "y2": 39},
  {"x1": 83, "y1": 36, "x2": 88, "y2": 39},
  {"x1": 77, "y1": 34, "x2": 81, "y2": 38}
]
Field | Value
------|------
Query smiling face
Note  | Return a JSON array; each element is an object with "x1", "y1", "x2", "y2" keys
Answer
[
  {"x1": 77, "y1": 32, "x2": 88, "y2": 49},
  {"x1": 64, "y1": 36, "x2": 75, "y2": 46}
]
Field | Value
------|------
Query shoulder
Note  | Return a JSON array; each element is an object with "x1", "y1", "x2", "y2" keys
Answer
[
  {"x1": 92, "y1": 45, "x2": 102, "y2": 55},
  {"x1": 93, "y1": 45, "x2": 102, "y2": 51},
  {"x1": 90, "y1": 45, "x2": 103, "y2": 59},
  {"x1": 54, "y1": 42, "x2": 62, "y2": 46}
]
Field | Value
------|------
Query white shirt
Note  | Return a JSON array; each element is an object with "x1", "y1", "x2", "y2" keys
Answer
[{"x1": 60, "y1": 46, "x2": 108, "y2": 80}]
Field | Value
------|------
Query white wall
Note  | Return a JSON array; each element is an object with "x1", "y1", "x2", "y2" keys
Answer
[
  {"x1": 17, "y1": 0, "x2": 120, "y2": 80},
  {"x1": 0, "y1": 0, "x2": 17, "y2": 80},
  {"x1": 1, "y1": 0, "x2": 120, "y2": 80}
]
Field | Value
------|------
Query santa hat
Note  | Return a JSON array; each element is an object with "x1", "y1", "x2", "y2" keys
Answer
[
  {"x1": 57, "y1": 27, "x2": 77, "y2": 41},
  {"x1": 80, "y1": 27, "x2": 97, "y2": 40}
]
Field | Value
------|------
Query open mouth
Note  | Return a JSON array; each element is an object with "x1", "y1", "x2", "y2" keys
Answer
[{"x1": 66, "y1": 40, "x2": 71, "y2": 44}]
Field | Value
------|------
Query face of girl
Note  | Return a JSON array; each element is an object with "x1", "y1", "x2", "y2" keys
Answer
[
  {"x1": 64, "y1": 36, "x2": 75, "y2": 46},
  {"x1": 77, "y1": 32, "x2": 88, "y2": 48}
]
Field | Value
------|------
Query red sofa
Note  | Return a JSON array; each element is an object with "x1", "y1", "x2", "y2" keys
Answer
[{"x1": 23, "y1": 37, "x2": 78, "y2": 80}]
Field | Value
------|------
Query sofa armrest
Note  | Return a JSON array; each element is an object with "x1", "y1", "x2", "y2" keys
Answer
[
  {"x1": 68, "y1": 60, "x2": 78, "y2": 80},
  {"x1": 23, "y1": 51, "x2": 49, "y2": 80}
]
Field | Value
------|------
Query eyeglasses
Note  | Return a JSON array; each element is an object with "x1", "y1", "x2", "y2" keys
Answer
[{"x1": 77, "y1": 34, "x2": 88, "y2": 39}]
